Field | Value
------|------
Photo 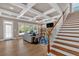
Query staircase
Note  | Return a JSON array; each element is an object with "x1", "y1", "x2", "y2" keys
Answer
[{"x1": 50, "y1": 12, "x2": 79, "y2": 56}]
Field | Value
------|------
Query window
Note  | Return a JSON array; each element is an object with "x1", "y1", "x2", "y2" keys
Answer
[
  {"x1": 72, "y1": 3, "x2": 79, "y2": 12},
  {"x1": 18, "y1": 22, "x2": 38, "y2": 35}
]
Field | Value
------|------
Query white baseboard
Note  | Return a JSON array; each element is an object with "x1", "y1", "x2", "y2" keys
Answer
[{"x1": 0, "y1": 37, "x2": 17, "y2": 41}]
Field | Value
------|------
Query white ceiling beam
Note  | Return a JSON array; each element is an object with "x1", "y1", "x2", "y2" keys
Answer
[
  {"x1": 10, "y1": 3, "x2": 51, "y2": 21},
  {"x1": 29, "y1": 8, "x2": 42, "y2": 15},
  {"x1": 0, "y1": 8, "x2": 32, "y2": 20},
  {"x1": 52, "y1": 15, "x2": 61, "y2": 19},
  {"x1": 0, "y1": 15, "x2": 41, "y2": 25},
  {"x1": 11, "y1": 3, "x2": 36, "y2": 19},
  {"x1": 0, "y1": 13, "x2": 17, "y2": 19},
  {"x1": 31, "y1": 8, "x2": 51, "y2": 20},
  {"x1": 29, "y1": 9, "x2": 38, "y2": 15},
  {"x1": 21, "y1": 16, "x2": 32, "y2": 19},
  {"x1": 31, "y1": 4, "x2": 62, "y2": 21},
  {"x1": 43, "y1": 8, "x2": 56, "y2": 15},
  {"x1": 10, "y1": 3, "x2": 61, "y2": 23},
  {"x1": 0, "y1": 7, "x2": 60, "y2": 23},
  {"x1": 17, "y1": 3, "x2": 36, "y2": 18},
  {"x1": 11, "y1": 3, "x2": 37, "y2": 14},
  {"x1": 31, "y1": 8, "x2": 58, "y2": 19},
  {"x1": 49, "y1": 3, "x2": 62, "y2": 14},
  {"x1": 0, "y1": 8, "x2": 18, "y2": 16},
  {"x1": 11, "y1": 3, "x2": 36, "y2": 18},
  {"x1": 10, "y1": 3, "x2": 26, "y2": 9},
  {"x1": 17, "y1": 16, "x2": 32, "y2": 19}
]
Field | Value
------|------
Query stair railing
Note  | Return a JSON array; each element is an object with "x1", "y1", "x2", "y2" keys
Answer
[{"x1": 47, "y1": 7, "x2": 69, "y2": 54}]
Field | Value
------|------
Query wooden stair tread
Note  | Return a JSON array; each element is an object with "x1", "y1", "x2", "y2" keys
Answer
[
  {"x1": 64, "y1": 24, "x2": 79, "y2": 25},
  {"x1": 65, "y1": 21, "x2": 79, "y2": 23},
  {"x1": 61, "y1": 25, "x2": 79, "y2": 28},
  {"x1": 54, "y1": 41, "x2": 79, "y2": 48},
  {"x1": 57, "y1": 34, "x2": 79, "y2": 38},
  {"x1": 64, "y1": 23, "x2": 79, "y2": 24},
  {"x1": 63, "y1": 24, "x2": 79, "y2": 26},
  {"x1": 50, "y1": 49, "x2": 65, "y2": 56},
  {"x1": 52, "y1": 45, "x2": 79, "y2": 56},
  {"x1": 60, "y1": 29, "x2": 79, "y2": 31},
  {"x1": 59, "y1": 32, "x2": 79, "y2": 34},
  {"x1": 61, "y1": 26, "x2": 79, "y2": 28},
  {"x1": 56, "y1": 37, "x2": 79, "y2": 42},
  {"x1": 60, "y1": 28, "x2": 79, "y2": 30},
  {"x1": 59, "y1": 31, "x2": 79, "y2": 32},
  {"x1": 64, "y1": 21, "x2": 79, "y2": 24},
  {"x1": 56, "y1": 38, "x2": 79, "y2": 42},
  {"x1": 56, "y1": 36, "x2": 79, "y2": 39},
  {"x1": 63, "y1": 24, "x2": 79, "y2": 25},
  {"x1": 64, "y1": 21, "x2": 79, "y2": 22}
]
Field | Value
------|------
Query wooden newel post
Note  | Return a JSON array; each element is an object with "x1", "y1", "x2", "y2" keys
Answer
[
  {"x1": 47, "y1": 28, "x2": 52, "y2": 54},
  {"x1": 46, "y1": 22, "x2": 54, "y2": 55},
  {"x1": 48, "y1": 34, "x2": 51, "y2": 53}
]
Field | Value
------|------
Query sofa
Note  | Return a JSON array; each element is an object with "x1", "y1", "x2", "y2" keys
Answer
[{"x1": 23, "y1": 33, "x2": 32, "y2": 43}]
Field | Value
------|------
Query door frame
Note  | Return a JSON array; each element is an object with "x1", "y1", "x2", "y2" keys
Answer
[{"x1": 3, "y1": 20, "x2": 13, "y2": 40}]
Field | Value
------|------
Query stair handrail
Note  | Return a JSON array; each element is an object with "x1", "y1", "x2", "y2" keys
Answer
[
  {"x1": 52, "y1": 7, "x2": 68, "y2": 31},
  {"x1": 47, "y1": 7, "x2": 69, "y2": 54}
]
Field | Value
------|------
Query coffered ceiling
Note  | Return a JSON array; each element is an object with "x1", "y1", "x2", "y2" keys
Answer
[{"x1": 0, "y1": 3, "x2": 65, "y2": 24}]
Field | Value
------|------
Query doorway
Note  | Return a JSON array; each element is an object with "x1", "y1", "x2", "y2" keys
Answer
[{"x1": 3, "y1": 20, "x2": 13, "y2": 40}]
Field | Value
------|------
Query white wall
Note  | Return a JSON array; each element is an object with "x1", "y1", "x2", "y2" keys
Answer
[
  {"x1": 0, "y1": 17, "x2": 18, "y2": 40},
  {"x1": 57, "y1": 3, "x2": 71, "y2": 21},
  {"x1": 0, "y1": 17, "x2": 41, "y2": 40},
  {"x1": 0, "y1": 19, "x2": 3, "y2": 39},
  {"x1": 57, "y1": 3, "x2": 70, "y2": 12}
]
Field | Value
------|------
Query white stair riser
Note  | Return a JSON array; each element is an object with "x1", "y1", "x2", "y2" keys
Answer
[
  {"x1": 59, "y1": 30, "x2": 79, "y2": 32},
  {"x1": 54, "y1": 43, "x2": 79, "y2": 52},
  {"x1": 56, "y1": 39, "x2": 79, "y2": 46},
  {"x1": 56, "y1": 36, "x2": 79, "y2": 41},
  {"x1": 50, "y1": 47, "x2": 74, "y2": 56},
  {"x1": 61, "y1": 28, "x2": 79, "y2": 29},
  {"x1": 57, "y1": 33, "x2": 79, "y2": 37}
]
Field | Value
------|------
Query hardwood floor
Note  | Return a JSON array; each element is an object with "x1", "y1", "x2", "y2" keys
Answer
[{"x1": 0, "y1": 39, "x2": 47, "y2": 56}]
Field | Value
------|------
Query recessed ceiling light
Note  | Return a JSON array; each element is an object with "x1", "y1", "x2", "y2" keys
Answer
[
  {"x1": 9, "y1": 7, "x2": 14, "y2": 10},
  {"x1": 36, "y1": 21, "x2": 39, "y2": 22}
]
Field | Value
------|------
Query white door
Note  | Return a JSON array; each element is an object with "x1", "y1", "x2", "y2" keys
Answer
[{"x1": 4, "y1": 21, "x2": 13, "y2": 39}]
